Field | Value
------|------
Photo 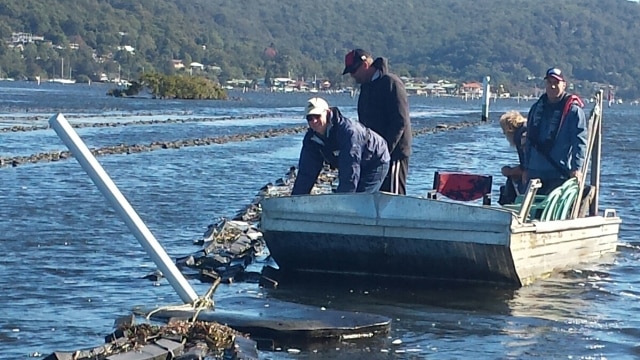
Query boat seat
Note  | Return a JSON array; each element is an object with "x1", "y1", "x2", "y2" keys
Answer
[{"x1": 427, "y1": 171, "x2": 492, "y2": 205}]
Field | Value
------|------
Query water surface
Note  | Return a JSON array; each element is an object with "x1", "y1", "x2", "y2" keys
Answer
[{"x1": 1, "y1": 82, "x2": 639, "y2": 359}]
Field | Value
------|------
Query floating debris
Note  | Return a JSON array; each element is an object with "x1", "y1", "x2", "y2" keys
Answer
[{"x1": 44, "y1": 317, "x2": 255, "y2": 360}]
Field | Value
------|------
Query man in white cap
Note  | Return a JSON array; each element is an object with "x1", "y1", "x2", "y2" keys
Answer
[
  {"x1": 523, "y1": 67, "x2": 588, "y2": 194},
  {"x1": 291, "y1": 97, "x2": 390, "y2": 195}
]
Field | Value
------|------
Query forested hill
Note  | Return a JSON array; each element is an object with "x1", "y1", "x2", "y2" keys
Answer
[{"x1": 1, "y1": 0, "x2": 639, "y2": 97}]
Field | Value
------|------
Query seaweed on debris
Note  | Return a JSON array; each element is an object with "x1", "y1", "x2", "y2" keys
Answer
[
  {"x1": 44, "y1": 319, "x2": 248, "y2": 360},
  {"x1": 117, "y1": 320, "x2": 240, "y2": 353}
]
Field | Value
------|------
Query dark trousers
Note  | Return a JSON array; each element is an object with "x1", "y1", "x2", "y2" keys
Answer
[
  {"x1": 380, "y1": 158, "x2": 409, "y2": 195},
  {"x1": 357, "y1": 162, "x2": 389, "y2": 193},
  {"x1": 498, "y1": 177, "x2": 519, "y2": 205}
]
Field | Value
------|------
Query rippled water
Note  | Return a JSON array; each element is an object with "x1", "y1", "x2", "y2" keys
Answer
[{"x1": 1, "y1": 82, "x2": 639, "y2": 359}]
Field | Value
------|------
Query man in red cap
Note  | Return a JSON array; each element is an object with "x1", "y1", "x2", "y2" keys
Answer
[{"x1": 342, "y1": 49, "x2": 412, "y2": 195}]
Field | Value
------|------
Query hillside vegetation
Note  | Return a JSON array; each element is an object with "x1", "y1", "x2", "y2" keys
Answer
[{"x1": 1, "y1": 0, "x2": 639, "y2": 97}]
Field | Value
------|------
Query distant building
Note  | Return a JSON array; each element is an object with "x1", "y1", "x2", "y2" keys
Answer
[
  {"x1": 172, "y1": 60, "x2": 185, "y2": 69},
  {"x1": 117, "y1": 45, "x2": 135, "y2": 54},
  {"x1": 459, "y1": 82, "x2": 483, "y2": 97},
  {"x1": 10, "y1": 32, "x2": 45, "y2": 44},
  {"x1": 226, "y1": 79, "x2": 253, "y2": 87}
]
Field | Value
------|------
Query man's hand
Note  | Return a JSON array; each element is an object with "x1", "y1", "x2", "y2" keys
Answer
[{"x1": 570, "y1": 169, "x2": 582, "y2": 181}]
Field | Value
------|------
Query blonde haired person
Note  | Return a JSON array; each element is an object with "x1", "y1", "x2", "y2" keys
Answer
[
  {"x1": 500, "y1": 110, "x2": 527, "y2": 147},
  {"x1": 498, "y1": 111, "x2": 527, "y2": 205}
]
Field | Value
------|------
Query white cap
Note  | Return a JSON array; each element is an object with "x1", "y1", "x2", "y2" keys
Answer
[{"x1": 304, "y1": 97, "x2": 329, "y2": 117}]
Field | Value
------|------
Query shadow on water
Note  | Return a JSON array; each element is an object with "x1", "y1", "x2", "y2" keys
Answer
[
  {"x1": 252, "y1": 254, "x2": 634, "y2": 358},
  {"x1": 263, "y1": 274, "x2": 518, "y2": 315}
]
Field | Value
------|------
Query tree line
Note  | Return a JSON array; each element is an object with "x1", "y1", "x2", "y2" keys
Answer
[{"x1": 1, "y1": 0, "x2": 639, "y2": 98}]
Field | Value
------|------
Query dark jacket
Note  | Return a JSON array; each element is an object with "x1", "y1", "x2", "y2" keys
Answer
[
  {"x1": 514, "y1": 125, "x2": 527, "y2": 169},
  {"x1": 357, "y1": 57, "x2": 412, "y2": 162},
  {"x1": 513, "y1": 125, "x2": 528, "y2": 194},
  {"x1": 291, "y1": 107, "x2": 390, "y2": 195},
  {"x1": 524, "y1": 92, "x2": 587, "y2": 180}
]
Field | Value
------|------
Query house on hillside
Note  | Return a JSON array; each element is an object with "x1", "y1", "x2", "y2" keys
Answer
[
  {"x1": 188, "y1": 62, "x2": 204, "y2": 75},
  {"x1": 117, "y1": 45, "x2": 135, "y2": 54},
  {"x1": 189, "y1": 62, "x2": 204, "y2": 70},
  {"x1": 172, "y1": 60, "x2": 185, "y2": 69},
  {"x1": 10, "y1": 32, "x2": 45, "y2": 44}
]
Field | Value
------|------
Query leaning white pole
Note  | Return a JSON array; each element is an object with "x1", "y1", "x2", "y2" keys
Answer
[
  {"x1": 49, "y1": 113, "x2": 198, "y2": 304},
  {"x1": 481, "y1": 76, "x2": 490, "y2": 122}
]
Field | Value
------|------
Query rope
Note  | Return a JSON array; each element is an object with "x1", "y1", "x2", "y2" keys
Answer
[
  {"x1": 191, "y1": 278, "x2": 221, "y2": 322},
  {"x1": 145, "y1": 277, "x2": 221, "y2": 322}
]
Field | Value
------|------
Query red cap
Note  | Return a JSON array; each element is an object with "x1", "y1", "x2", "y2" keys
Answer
[{"x1": 342, "y1": 49, "x2": 371, "y2": 75}]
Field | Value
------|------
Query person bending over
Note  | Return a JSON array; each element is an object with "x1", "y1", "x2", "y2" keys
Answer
[
  {"x1": 292, "y1": 97, "x2": 390, "y2": 195},
  {"x1": 498, "y1": 110, "x2": 527, "y2": 204}
]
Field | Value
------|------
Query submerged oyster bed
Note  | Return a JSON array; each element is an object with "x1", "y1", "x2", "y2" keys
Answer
[{"x1": 0, "y1": 119, "x2": 481, "y2": 168}]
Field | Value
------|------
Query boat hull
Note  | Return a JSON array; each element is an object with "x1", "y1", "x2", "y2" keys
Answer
[{"x1": 260, "y1": 193, "x2": 620, "y2": 287}]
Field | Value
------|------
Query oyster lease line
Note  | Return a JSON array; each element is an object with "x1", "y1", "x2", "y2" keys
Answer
[
  {"x1": 0, "y1": 120, "x2": 482, "y2": 168},
  {"x1": 0, "y1": 112, "x2": 290, "y2": 133}
]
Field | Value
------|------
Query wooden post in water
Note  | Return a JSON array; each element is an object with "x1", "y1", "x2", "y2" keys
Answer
[
  {"x1": 571, "y1": 90, "x2": 603, "y2": 219},
  {"x1": 481, "y1": 76, "x2": 490, "y2": 121},
  {"x1": 590, "y1": 91, "x2": 603, "y2": 216},
  {"x1": 48, "y1": 113, "x2": 199, "y2": 304}
]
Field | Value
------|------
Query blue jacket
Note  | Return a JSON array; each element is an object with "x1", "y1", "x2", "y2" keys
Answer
[
  {"x1": 291, "y1": 107, "x2": 390, "y2": 194},
  {"x1": 524, "y1": 93, "x2": 587, "y2": 180}
]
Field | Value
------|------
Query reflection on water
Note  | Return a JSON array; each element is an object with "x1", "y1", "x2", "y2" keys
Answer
[{"x1": 0, "y1": 82, "x2": 639, "y2": 359}]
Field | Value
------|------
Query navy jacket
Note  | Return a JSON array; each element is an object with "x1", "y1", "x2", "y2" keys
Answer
[
  {"x1": 524, "y1": 93, "x2": 587, "y2": 180},
  {"x1": 291, "y1": 107, "x2": 390, "y2": 194}
]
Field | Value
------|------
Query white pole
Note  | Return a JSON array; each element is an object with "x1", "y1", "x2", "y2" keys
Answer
[
  {"x1": 48, "y1": 113, "x2": 198, "y2": 304},
  {"x1": 481, "y1": 76, "x2": 490, "y2": 121}
]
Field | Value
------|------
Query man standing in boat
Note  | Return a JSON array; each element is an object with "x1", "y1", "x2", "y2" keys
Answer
[
  {"x1": 291, "y1": 97, "x2": 390, "y2": 195},
  {"x1": 523, "y1": 67, "x2": 588, "y2": 195},
  {"x1": 342, "y1": 49, "x2": 412, "y2": 195}
]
